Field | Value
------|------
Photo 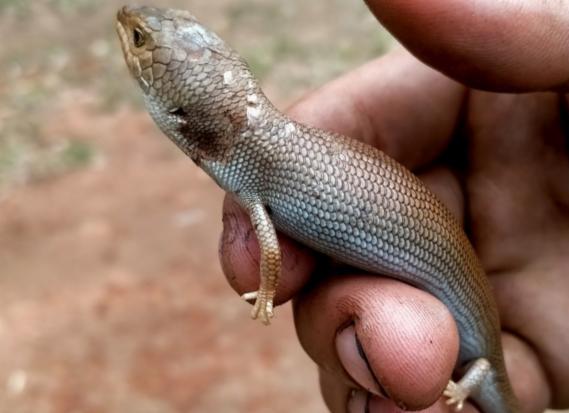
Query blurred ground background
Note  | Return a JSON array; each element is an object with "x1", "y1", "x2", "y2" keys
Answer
[{"x1": 0, "y1": 1, "x2": 394, "y2": 412}]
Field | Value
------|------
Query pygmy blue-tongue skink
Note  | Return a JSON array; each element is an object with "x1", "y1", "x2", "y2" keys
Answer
[{"x1": 115, "y1": 6, "x2": 521, "y2": 412}]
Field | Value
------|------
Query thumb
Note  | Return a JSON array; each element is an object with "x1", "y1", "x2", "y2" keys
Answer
[{"x1": 365, "y1": 0, "x2": 569, "y2": 92}]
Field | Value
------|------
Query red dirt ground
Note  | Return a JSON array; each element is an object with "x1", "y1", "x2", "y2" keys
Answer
[{"x1": 0, "y1": 94, "x2": 325, "y2": 412}]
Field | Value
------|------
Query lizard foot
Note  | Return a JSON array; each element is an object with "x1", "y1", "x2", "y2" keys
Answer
[
  {"x1": 241, "y1": 290, "x2": 274, "y2": 325},
  {"x1": 443, "y1": 358, "x2": 491, "y2": 411},
  {"x1": 443, "y1": 380, "x2": 468, "y2": 411}
]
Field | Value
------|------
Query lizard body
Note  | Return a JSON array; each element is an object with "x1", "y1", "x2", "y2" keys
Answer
[{"x1": 116, "y1": 6, "x2": 520, "y2": 412}]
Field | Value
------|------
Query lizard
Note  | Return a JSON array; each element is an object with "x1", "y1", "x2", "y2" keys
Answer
[{"x1": 115, "y1": 5, "x2": 521, "y2": 412}]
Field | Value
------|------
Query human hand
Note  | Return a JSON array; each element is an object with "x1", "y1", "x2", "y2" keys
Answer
[{"x1": 219, "y1": 1, "x2": 569, "y2": 411}]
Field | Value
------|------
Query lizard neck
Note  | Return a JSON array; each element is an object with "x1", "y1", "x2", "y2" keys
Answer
[
  {"x1": 143, "y1": 58, "x2": 281, "y2": 168},
  {"x1": 198, "y1": 94, "x2": 289, "y2": 194}
]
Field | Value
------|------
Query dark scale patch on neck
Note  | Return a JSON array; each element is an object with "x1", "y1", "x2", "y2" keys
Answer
[{"x1": 179, "y1": 104, "x2": 247, "y2": 163}]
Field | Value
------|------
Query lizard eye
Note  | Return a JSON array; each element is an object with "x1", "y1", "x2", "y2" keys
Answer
[{"x1": 133, "y1": 27, "x2": 145, "y2": 48}]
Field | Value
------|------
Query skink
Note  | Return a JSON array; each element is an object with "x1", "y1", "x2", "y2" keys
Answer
[{"x1": 116, "y1": 6, "x2": 520, "y2": 412}]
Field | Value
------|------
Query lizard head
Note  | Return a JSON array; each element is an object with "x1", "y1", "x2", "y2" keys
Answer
[{"x1": 116, "y1": 5, "x2": 255, "y2": 157}]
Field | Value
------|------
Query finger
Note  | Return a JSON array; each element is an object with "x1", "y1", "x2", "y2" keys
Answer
[
  {"x1": 365, "y1": 396, "x2": 479, "y2": 413},
  {"x1": 219, "y1": 195, "x2": 317, "y2": 304},
  {"x1": 501, "y1": 333, "x2": 551, "y2": 412},
  {"x1": 319, "y1": 368, "x2": 352, "y2": 413},
  {"x1": 294, "y1": 275, "x2": 460, "y2": 410},
  {"x1": 287, "y1": 50, "x2": 465, "y2": 170},
  {"x1": 365, "y1": 0, "x2": 569, "y2": 92},
  {"x1": 330, "y1": 315, "x2": 552, "y2": 413}
]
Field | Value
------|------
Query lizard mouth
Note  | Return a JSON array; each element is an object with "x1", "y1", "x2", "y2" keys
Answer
[
  {"x1": 115, "y1": 12, "x2": 130, "y2": 65},
  {"x1": 115, "y1": 20, "x2": 127, "y2": 54},
  {"x1": 115, "y1": 9, "x2": 146, "y2": 90},
  {"x1": 115, "y1": 6, "x2": 131, "y2": 48}
]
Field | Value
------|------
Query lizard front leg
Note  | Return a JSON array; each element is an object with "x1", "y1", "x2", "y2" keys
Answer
[{"x1": 239, "y1": 196, "x2": 281, "y2": 325}]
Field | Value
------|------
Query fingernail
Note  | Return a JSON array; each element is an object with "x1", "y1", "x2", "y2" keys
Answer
[
  {"x1": 336, "y1": 325, "x2": 388, "y2": 398},
  {"x1": 347, "y1": 390, "x2": 369, "y2": 413}
]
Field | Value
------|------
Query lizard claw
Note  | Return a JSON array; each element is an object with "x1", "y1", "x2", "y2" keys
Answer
[
  {"x1": 444, "y1": 380, "x2": 468, "y2": 411},
  {"x1": 242, "y1": 290, "x2": 274, "y2": 325},
  {"x1": 241, "y1": 291, "x2": 258, "y2": 302}
]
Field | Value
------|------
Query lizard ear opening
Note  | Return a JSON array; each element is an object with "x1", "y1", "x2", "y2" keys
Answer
[{"x1": 169, "y1": 107, "x2": 186, "y2": 116}]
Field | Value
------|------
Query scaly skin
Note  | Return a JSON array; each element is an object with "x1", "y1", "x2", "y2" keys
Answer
[{"x1": 116, "y1": 6, "x2": 520, "y2": 412}]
